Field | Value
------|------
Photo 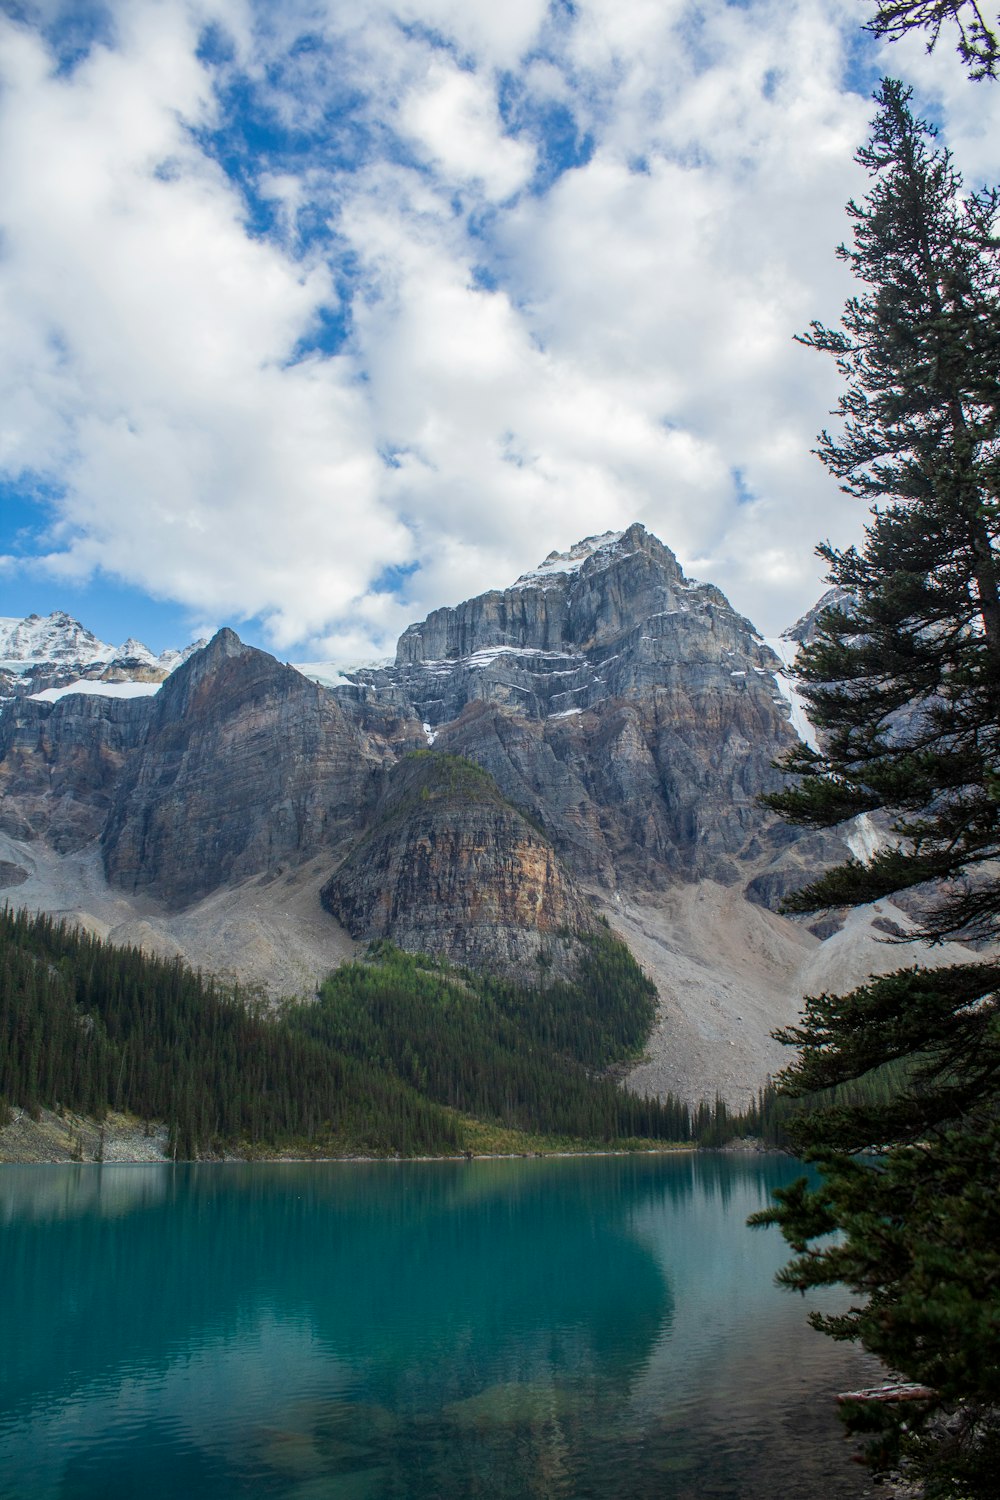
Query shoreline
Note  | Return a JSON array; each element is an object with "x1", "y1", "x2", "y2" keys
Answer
[{"x1": 0, "y1": 1104, "x2": 707, "y2": 1167}]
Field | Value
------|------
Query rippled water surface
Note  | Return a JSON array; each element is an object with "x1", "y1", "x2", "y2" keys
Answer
[{"x1": 0, "y1": 1154, "x2": 878, "y2": 1499}]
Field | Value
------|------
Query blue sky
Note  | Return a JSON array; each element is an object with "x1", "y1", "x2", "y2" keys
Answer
[{"x1": 0, "y1": 0, "x2": 997, "y2": 659}]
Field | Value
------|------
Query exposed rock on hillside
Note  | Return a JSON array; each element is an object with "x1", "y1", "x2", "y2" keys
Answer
[
  {"x1": 102, "y1": 629, "x2": 389, "y2": 908},
  {"x1": 783, "y1": 586, "x2": 855, "y2": 646},
  {"x1": 0, "y1": 691, "x2": 153, "y2": 851},
  {"x1": 323, "y1": 752, "x2": 592, "y2": 975}
]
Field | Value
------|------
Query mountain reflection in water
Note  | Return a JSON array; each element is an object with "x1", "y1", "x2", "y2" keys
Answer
[{"x1": 0, "y1": 1154, "x2": 877, "y2": 1498}]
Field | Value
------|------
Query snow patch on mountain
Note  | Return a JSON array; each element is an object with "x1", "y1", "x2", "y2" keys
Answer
[
  {"x1": 29, "y1": 679, "x2": 164, "y2": 704},
  {"x1": 511, "y1": 531, "x2": 624, "y2": 589},
  {"x1": 762, "y1": 635, "x2": 820, "y2": 752},
  {"x1": 293, "y1": 658, "x2": 393, "y2": 689}
]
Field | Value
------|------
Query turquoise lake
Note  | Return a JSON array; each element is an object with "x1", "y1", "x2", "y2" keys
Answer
[{"x1": 0, "y1": 1154, "x2": 878, "y2": 1499}]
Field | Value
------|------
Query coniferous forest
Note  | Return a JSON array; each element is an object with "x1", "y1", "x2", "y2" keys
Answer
[{"x1": 0, "y1": 905, "x2": 696, "y2": 1157}]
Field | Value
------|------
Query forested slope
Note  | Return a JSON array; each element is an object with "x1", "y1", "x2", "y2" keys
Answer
[{"x1": 0, "y1": 907, "x2": 692, "y2": 1158}]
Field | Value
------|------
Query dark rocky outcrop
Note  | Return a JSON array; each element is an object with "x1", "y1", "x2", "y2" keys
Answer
[
  {"x1": 101, "y1": 630, "x2": 389, "y2": 908},
  {"x1": 323, "y1": 752, "x2": 592, "y2": 975},
  {"x1": 0, "y1": 692, "x2": 154, "y2": 850}
]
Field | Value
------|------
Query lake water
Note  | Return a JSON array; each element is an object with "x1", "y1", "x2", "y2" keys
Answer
[{"x1": 0, "y1": 1154, "x2": 878, "y2": 1499}]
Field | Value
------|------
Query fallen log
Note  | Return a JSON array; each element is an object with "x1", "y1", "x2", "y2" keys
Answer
[{"x1": 836, "y1": 1383, "x2": 936, "y2": 1404}]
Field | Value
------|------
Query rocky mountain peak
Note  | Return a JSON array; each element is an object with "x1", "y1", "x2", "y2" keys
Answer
[
  {"x1": 783, "y1": 586, "x2": 855, "y2": 646},
  {"x1": 0, "y1": 610, "x2": 204, "y2": 706},
  {"x1": 343, "y1": 521, "x2": 776, "y2": 737},
  {"x1": 511, "y1": 528, "x2": 627, "y2": 587},
  {"x1": 102, "y1": 627, "x2": 387, "y2": 909},
  {"x1": 0, "y1": 610, "x2": 115, "y2": 668},
  {"x1": 391, "y1": 521, "x2": 695, "y2": 668}
]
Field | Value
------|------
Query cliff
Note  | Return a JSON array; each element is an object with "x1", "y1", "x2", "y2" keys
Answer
[
  {"x1": 341, "y1": 523, "x2": 818, "y2": 894},
  {"x1": 102, "y1": 629, "x2": 390, "y2": 909},
  {"x1": 323, "y1": 752, "x2": 592, "y2": 975}
]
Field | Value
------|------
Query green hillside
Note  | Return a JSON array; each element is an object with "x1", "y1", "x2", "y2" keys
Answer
[{"x1": 0, "y1": 906, "x2": 691, "y2": 1157}]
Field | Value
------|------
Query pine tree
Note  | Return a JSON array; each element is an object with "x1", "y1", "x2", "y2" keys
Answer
[
  {"x1": 866, "y1": 1, "x2": 1000, "y2": 79},
  {"x1": 754, "y1": 82, "x2": 1000, "y2": 1494}
]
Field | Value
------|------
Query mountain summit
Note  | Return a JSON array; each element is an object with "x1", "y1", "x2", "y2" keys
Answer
[{"x1": 339, "y1": 522, "x2": 801, "y2": 892}]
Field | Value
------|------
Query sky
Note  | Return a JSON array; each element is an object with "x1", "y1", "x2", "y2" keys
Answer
[{"x1": 1, "y1": 0, "x2": 998, "y2": 662}]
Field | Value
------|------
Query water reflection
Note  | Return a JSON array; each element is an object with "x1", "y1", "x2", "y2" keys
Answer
[
  {"x1": 0, "y1": 1163, "x2": 171, "y2": 1226},
  {"x1": 0, "y1": 1156, "x2": 874, "y2": 1499}
]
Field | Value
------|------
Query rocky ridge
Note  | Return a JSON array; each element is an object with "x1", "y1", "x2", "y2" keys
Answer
[{"x1": 339, "y1": 523, "x2": 819, "y2": 896}]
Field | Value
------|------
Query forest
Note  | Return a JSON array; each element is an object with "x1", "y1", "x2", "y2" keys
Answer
[{"x1": 0, "y1": 905, "x2": 698, "y2": 1158}]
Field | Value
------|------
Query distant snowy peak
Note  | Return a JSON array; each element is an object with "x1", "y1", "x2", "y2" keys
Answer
[
  {"x1": 0, "y1": 611, "x2": 206, "y2": 707},
  {"x1": 0, "y1": 611, "x2": 202, "y2": 672},
  {"x1": 115, "y1": 637, "x2": 160, "y2": 667},
  {"x1": 0, "y1": 611, "x2": 116, "y2": 667},
  {"x1": 512, "y1": 531, "x2": 625, "y2": 589}
]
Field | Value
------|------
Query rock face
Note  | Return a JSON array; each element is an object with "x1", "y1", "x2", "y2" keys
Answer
[
  {"x1": 102, "y1": 630, "x2": 389, "y2": 909},
  {"x1": 323, "y1": 752, "x2": 592, "y2": 975},
  {"x1": 782, "y1": 586, "x2": 854, "y2": 646},
  {"x1": 341, "y1": 523, "x2": 807, "y2": 892},
  {"x1": 0, "y1": 692, "x2": 153, "y2": 850}
]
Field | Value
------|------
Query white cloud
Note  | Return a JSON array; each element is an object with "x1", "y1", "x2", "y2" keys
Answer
[
  {"x1": 385, "y1": 0, "x2": 549, "y2": 69},
  {"x1": 0, "y1": 7, "x2": 408, "y2": 648},
  {"x1": 399, "y1": 55, "x2": 535, "y2": 200},
  {"x1": 0, "y1": 0, "x2": 995, "y2": 663}
]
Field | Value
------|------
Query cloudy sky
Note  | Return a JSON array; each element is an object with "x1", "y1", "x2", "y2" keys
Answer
[{"x1": 1, "y1": 0, "x2": 998, "y2": 661}]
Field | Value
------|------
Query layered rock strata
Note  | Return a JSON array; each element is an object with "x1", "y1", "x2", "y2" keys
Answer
[
  {"x1": 0, "y1": 692, "x2": 153, "y2": 851},
  {"x1": 340, "y1": 523, "x2": 818, "y2": 894},
  {"x1": 323, "y1": 752, "x2": 592, "y2": 975}
]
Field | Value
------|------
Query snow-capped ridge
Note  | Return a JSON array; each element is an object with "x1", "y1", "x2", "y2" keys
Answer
[
  {"x1": 114, "y1": 638, "x2": 160, "y2": 667},
  {"x1": 511, "y1": 530, "x2": 624, "y2": 589},
  {"x1": 0, "y1": 611, "x2": 207, "y2": 709},
  {"x1": 0, "y1": 612, "x2": 116, "y2": 668}
]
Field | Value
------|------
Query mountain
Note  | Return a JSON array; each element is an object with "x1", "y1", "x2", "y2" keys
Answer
[
  {"x1": 0, "y1": 610, "x2": 204, "y2": 705},
  {"x1": 340, "y1": 523, "x2": 810, "y2": 892},
  {"x1": 1, "y1": 524, "x2": 969, "y2": 1105},
  {"x1": 101, "y1": 628, "x2": 389, "y2": 909}
]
